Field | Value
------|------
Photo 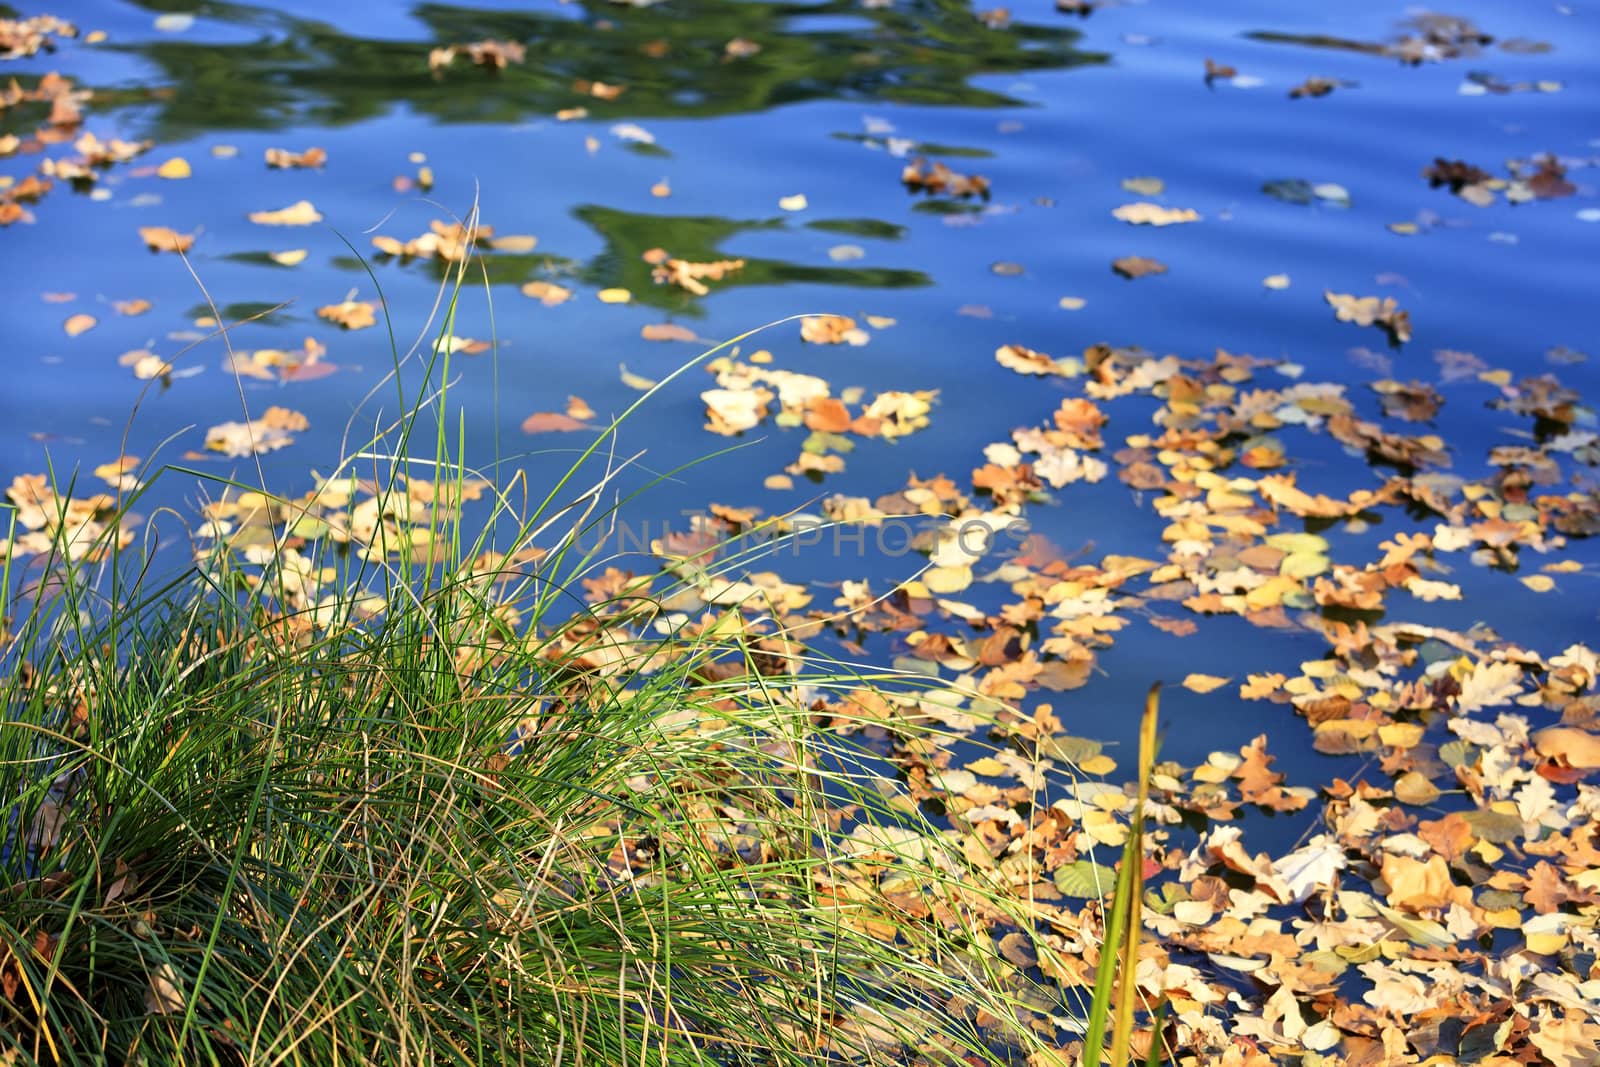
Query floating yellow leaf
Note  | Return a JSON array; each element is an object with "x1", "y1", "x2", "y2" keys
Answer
[
  {"x1": 521, "y1": 411, "x2": 591, "y2": 434},
  {"x1": 1181, "y1": 673, "x2": 1231, "y2": 694},
  {"x1": 778, "y1": 193, "x2": 808, "y2": 211},
  {"x1": 1058, "y1": 296, "x2": 1086, "y2": 310},
  {"x1": 619, "y1": 363, "x2": 657, "y2": 391},
  {"x1": 1121, "y1": 176, "x2": 1165, "y2": 196},
  {"x1": 489, "y1": 234, "x2": 538, "y2": 252},
  {"x1": 205, "y1": 406, "x2": 308, "y2": 457},
  {"x1": 521, "y1": 281, "x2": 572, "y2": 306},
  {"x1": 1112, "y1": 202, "x2": 1200, "y2": 226},
  {"x1": 264, "y1": 146, "x2": 327, "y2": 169},
  {"x1": 1079, "y1": 753, "x2": 1117, "y2": 775},
  {"x1": 641, "y1": 323, "x2": 697, "y2": 343},
  {"x1": 93, "y1": 456, "x2": 141, "y2": 491},
  {"x1": 316, "y1": 299, "x2": 376, "y2": 330},
  {"x1": 156, "y1": 157, "x2": 191, "y2": 179},
  {"x1": 1520, "y1": 574, "x2": 1555, "y2": 593},
  {"x1": 800, "y1": 315, "x2": 868, "y2": 345},
  {"x1": 922, "y1": 565, "x2": 972, "y2": 594},
  {"x1": 597, "y1": 288, "x2": 632, "y2": 304},
  {"x1": 269, "y1": 249, "x2": 308, "y2": 266},
  {"x1": 138, "y1": 226, "x2": 195, "y2": 253},
  {"x1": 63, "y1": 313, "x2": 97, "y2": 336},
  {"x1": 1263, "y1": 273, "x2": 1291, "y2": 290},
  {"x1": 248, "y1": 199, "x2": 322, "y2": 226}
]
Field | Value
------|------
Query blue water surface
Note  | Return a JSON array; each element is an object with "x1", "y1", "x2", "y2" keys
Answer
[{"x1": 3, "y1": 0, "x2": 1598, "y2": 838}]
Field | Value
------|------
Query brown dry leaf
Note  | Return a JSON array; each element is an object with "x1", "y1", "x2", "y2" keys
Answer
[
  {"x1": 995, "y1": 344, "x2": 1078, "y2": 378},
  {"x1": 1112, "y1": 255, "x2": 1167, "y2": 279},
  {"x1": 521, "y1": 281, "x2": 572, "y2": 306},
  {"x1": 264, "y1": 146, "x2": 327, "y2": 169},
  {"x1": 1289, "y1": 76, "x2": 1340, "y2": 99},
  {"x1": 1326, "y1": 290, "x2": 1412, "y2": 344},
  {"x1": 1112, "y1": 202, "x2": 1201, "y2": 226},
  {"x1": 145, "y1": 962, "x2": 185, "y2": 1015},
  {"x1": 63, "y1": 313, "x2": 96, "y2": 337},
  {"x1": 565, "y1": 395, "x2": 595, "y2": 421},
  {"x1": 652, "y1": 257, "x2": 745, "y2": 295},
  {"x1": 641, "y1": 323, "x2": 697, "y2": 343},
  {"x1": 521, "y1": 411, "x2": 591, "y2": 434},
  {"x1": 901, "y1": 157, "x2": 990, "y2": 199},
  {"x1": 1529, "y1": 1012, "x2": 1600, "y2": 1067},
  {"x1": 316, "y1": 299, "x2": 376, "y2": 330},
  {"x1": 1393, "y1": 771, "x2": 1441, "y2": 806},
  {"x1": 804, "y1": 397, "x2": 853, "y2": 433},
  {"x1": 138, "y1": 226, "x2": 195, "y2": 253},
  {"x1": 248, "y1": 200, "x2": 323, "y2": 226}
]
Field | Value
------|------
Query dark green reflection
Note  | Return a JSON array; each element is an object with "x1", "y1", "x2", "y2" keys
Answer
[
  {"x1": 333, "y1": 204, "x2": 931, "y2": 313},
  {"x1": 102, "y1": 0, "x2": 1107, "y2": 137}
]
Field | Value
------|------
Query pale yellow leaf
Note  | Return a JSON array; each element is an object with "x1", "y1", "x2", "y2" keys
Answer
[
  {"x1": 1182, "y1": 673, "x2": 1231, "y2": 694},
  {"x1": 248, "y1": 199, "x2": 322, "y2": 226}
]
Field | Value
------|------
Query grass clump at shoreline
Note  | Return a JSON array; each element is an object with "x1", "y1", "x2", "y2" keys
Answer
[{"x1": 0, "y1": 269, "x2": 1139, "y2": 1065}]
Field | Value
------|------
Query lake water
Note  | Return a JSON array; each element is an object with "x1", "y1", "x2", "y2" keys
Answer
[{"x1": 4, "y1": 0, "x2": 1599, "y2": 834}]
